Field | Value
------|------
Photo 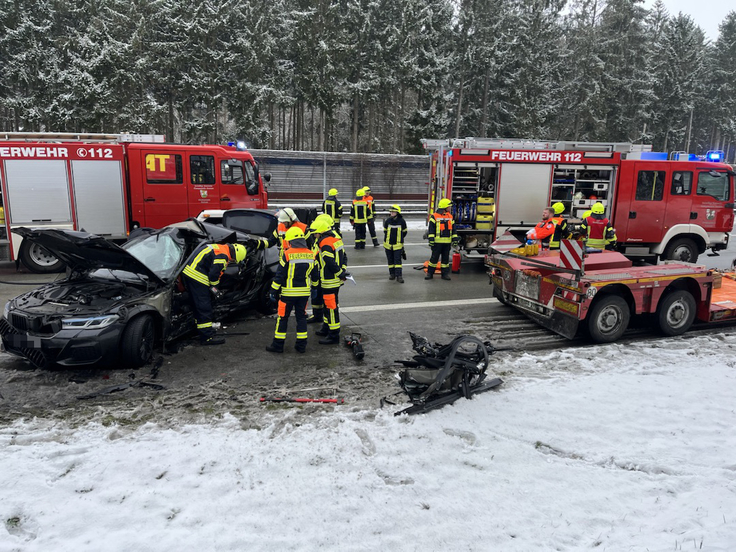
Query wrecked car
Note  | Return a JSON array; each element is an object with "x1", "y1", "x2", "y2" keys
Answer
[{"x1": 0, "y1": 218, "x2": 278, "y2": 369}]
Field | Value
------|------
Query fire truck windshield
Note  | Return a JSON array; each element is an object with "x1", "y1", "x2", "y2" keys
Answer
[{"x1": 696, "y1": 171, "x2": 730, "y2": 201}]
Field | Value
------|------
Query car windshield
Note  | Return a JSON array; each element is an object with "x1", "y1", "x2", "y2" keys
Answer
[{"x1": 122, "y1": 233, "x2": 185, "y2": 280}]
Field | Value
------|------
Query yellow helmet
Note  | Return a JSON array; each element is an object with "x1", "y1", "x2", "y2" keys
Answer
[
  {"x1": 390, "y1": 204, "x2": 401, "y2": 213},
  {"x1": 552, "y1": 202, "x2": 565, "y2": 215},
  {"x1": 285, "y1": 227, "x2": 305, "y2": 242},
  {"x1": 355, "y1": 189, "x2": 365, "y2": 198},
  {"x1": 328, "y1": 188, "x2": 338, "y2": 196},
  {"x1": 591, "y1": 202, "x2": 605, "y2": 215},
  {"x1": 582, "y1": 210, "x2": 592, "y2": 219},
  {"x1": 363, "y1": 186, "x2": 371, "y2": 193},
  {"x1": 438, "y1": 198, "x2": 452, "y2": 209},
  {"x1": 232, "y1": 244, "x2": 247, "y2": 263},
  {"x1": 310, "y1": 217, "x2": 332, "y2": 234}
]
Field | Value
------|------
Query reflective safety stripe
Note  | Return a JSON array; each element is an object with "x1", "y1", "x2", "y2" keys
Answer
[
  {"x1": 197, "y1": 322, "x2": 212, "y2": 329},
  {"x1": 296, "y1": 331, "x2": 308, "y2": 339}
]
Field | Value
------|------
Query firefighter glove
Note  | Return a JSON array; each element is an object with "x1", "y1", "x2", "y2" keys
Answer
[
  {"x1": 402, "y1": 249, "x2": 407, "y2": 260},
  {"x1": 340, "y1": 271, "x2": 352, "y2": 281},
  {"x1": 268, "y1": 290, "x2": 279, "y2": 304}
]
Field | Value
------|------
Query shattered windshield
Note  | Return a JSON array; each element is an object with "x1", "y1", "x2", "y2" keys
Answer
[{"x1": 123, "y1": 233, "x2": 185, "y2": 280}]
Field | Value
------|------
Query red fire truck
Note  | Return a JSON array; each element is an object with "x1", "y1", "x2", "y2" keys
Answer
[
  {"x1": 0, "y1": 133, "x2": 270, "y2": 272},
  {"x1": 422, "y1": 138, "x2": 735, "y2": 263},
  {"x1": 487, "y1": 241, "x2": 736, "y2": 344}
]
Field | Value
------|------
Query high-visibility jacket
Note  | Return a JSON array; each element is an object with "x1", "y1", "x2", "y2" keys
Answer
[
  {"x1": 271, "y1": 238, "x2": 319, "y2": 298},
  {"x1": 318, "y1": 231, "x2": 348, "y2": 290},
  {"x1": 268, "y1": 221, "x2": 308, "y2": 249},
  {"x1": 364, "y1": 194, "x2": 375, "y2": 221},
  {"x1": 323, "y1": 198, "x2": 343, "y2": 221},
  {"x1": 350, "y1": 199, "x2": 369, "y2": 224},
  {"x1": 182, "y1": 244, "x2": 233, "y2": 286},
  {"x1": 428, "y1": 211, "x2": 457, "y2": 244},
  {"x1": 527, "y1": 219, "x2": 556, "y2": 246},
  {"x1": 581, "y1": 215, "x2": 615, "y2": 249},
  {"x1": 383, "y1": 214, "x2": 407, "y2": 250},
  {"x1": 548, "y1": 216, "x2": 570, "y2": 249}
]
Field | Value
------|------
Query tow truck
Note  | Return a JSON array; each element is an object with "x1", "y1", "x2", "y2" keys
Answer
[{"x1": 486, "y1": 236, "x2": 736, "y2": 343}]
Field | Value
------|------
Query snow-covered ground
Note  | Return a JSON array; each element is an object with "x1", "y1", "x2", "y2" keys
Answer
[{"x1": 2, "y1": 332, "x2": 736, "y2": 551}]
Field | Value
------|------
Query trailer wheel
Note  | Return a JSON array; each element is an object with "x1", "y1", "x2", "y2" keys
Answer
[
  {"x1": 663, "y1": 238, "x2": 698, "y2": 263},
  {"x1": 587, "y1": 295, "x2": 630, "y2": 343},
  {"x1": 19, "y1": 241, "x2": 65, "y2": 273},
  {"x1": 656, "y1": 290, "x2": 696, "y2": 336},
  {"x1": 493, "y1": 286, "x2": 508, "y2": 306},
  {"x1": 120, "y1": 314, "x2": 155, "y2": 368}
]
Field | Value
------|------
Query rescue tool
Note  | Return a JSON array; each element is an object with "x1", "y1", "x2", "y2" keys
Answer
[{"x1": 343, "y1": 333, "x2": 365, "y2": 359}]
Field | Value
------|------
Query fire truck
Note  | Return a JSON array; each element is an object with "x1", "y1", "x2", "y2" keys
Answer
[
  {"x1": 487, "y1": 240, "x2": 736, "y2": 344},
  {"x1": 422, "y1": 138, "x2": 735, "y2": 263},
  {"x1": 0, "y1": 133, "x2": 270, "y2": 272}
]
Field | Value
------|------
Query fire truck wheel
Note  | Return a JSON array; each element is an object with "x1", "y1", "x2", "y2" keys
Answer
[
  {"x1": 493, "y1": 286, "x2": 509, "y2": 306},
  {"x1": 663, "y1": 238, "x2": 698, "y2": 263},
  {"x1": 656, "y1": 290, "x2": 696, "y2": 337},
  {"x1": 120, "y1": 314, "x2": 155, "y2": 368},
  {"x1": 19, "y1": 241, "x2": 65, "y2": 274},
  {"x1": 587, "y1": 295, "x2": 630, "y2": 343}
]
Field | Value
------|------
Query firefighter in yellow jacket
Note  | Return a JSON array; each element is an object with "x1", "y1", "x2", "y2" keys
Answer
[
  {"x1": 266, "y1": 227, "x2": 319, "y2": 353},
  {"x1": 383, "y1": 205, "x2": 407, "y2": 283},
  {"x1": 362, "y1": 186, "x2": 380, "y2": 247},
  {"x1": 182, "y1": 242, "x2": 247, "y2": 345},
  {"x1": 350, "y1": 189, "x2": 369, "y2": 249},
  {"x1": 425, "y1": 198, "x2": 457, "y2": 280},
  {"x1": 311, "y1": 216, "x2": 349, "y2": 344}
]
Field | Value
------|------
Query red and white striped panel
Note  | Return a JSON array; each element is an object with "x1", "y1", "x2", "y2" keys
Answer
[
  {"x1": 490, "y1": 230, "x2": 522, "y2": 253},
  {"x1": 559, "y1": 239, "x2": 584, "y2": 270}
]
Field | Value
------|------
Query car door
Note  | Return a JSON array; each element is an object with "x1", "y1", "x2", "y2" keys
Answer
[
  {"x1": 139, "y1": 150, "x2": 188, "y2": 228},
  {"x1": 621, "y1": 163, "x2": 668, "y2": 243},
  {"x1": 187, "y1": 153, "x2": 220, "y2": 216}
]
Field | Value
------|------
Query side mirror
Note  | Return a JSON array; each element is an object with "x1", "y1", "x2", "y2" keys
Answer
[{"x1": 263, "y1": 172, "x2": 272, "y2": 183}]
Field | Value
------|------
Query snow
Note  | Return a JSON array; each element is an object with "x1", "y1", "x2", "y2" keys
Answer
[{"x1": 2, "y1": 333, "x2": 736, "y2": 550}]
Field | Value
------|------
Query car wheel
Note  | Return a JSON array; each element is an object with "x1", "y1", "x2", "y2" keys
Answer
[
  {"x1": 19, "y1": 240, "x2": 65, "y2": 273},
  {"x1": 120, "y1": 314, "x2": 155, "y2": 368},
  {"x1": 663, "y1": 238, "x2": 698, "y2": 263},
  {"x1": 587, "y1": 295, "x2": 630, "y2": 343},
  {"x1": 656, "y1": 290, "x2": 696, "y2": 336}
]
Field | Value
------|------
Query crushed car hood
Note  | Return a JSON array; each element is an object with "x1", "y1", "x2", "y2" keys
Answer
[{"x1": 15, "y1": 227, "x2": 164, "y2": 285}]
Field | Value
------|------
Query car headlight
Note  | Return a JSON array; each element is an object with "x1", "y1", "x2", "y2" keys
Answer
[{"x1": 61, "y1": 314, "x2": 119, "y2": 330}]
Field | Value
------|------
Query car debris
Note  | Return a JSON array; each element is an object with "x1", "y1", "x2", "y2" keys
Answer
[
  {"x1": 76, "y1": 380, "x2": 166, "y2": 400},
  {"x1": 391, "y1": 332, "x2": 503, "y2": 415},
  {"x1": 259, "y1": 397, "x2": 345, "y2": 404}
]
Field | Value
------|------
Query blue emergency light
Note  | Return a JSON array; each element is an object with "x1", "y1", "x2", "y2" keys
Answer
[
  {"x1": 706, "y1": 150, "x2": 724, "y2": 162},
  {"x1": 227, "y1": 140, "x2": 248, "y2": 151}
]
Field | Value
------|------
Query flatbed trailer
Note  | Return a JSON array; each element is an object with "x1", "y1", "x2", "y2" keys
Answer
[{"x1": 486, "y1": 242, "x2": 736, "y2": 343}]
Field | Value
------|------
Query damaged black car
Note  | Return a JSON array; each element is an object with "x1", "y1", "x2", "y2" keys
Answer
[{"x1": 0, "y1": 218, "x2": 278, "y2": 369}]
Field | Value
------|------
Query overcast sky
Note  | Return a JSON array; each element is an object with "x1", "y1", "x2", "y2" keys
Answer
[{"x1": 643, "y1": 0, "x2": 733, "y2": 41}]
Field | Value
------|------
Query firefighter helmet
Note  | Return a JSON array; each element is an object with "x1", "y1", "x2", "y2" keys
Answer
[
  {"x1": 232, "y1": 244, "x2": 247, "y2": 263},
  {"x1": 313, "y1": 213, "x2": 334, "y2": 229},
  {"x1": 363, "y1": 186, "x2": 371, "y2": 193},
  {"x1": 552, "y1": 202, "x2": 565, "y2": 215},
  {"x1": 438, "y1": 198, "x2": 452, "y2": 209},
  {"x1": 285, "y1": 227, "x2": 305, "y2": 242},
  {"x1": 310, "y1": 218, "x2": 331, "y2": 234},
  {"x1": 390, "y1": 204, "x2": 401, "y2": 213},
  {"x1": 355, "y1": 189, "x2": 365, "y2": 198},
  {"x1": 328, "y1": 188, "x2": 338, "y2": 196},
  {"x1": 278, "y1": 208, "x2": 298, "y2": 223},
  {"x1": 591, "y1": 202, "x2": 605, "y2": 215}
]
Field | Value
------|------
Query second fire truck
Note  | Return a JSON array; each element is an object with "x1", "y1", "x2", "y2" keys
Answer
[{"x1": 422, "y1": 138, "x2": 735, "y2": 263}]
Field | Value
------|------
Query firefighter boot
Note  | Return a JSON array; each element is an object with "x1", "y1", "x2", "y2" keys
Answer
[
  {"x1": 396, "y1": 268, "x2": 404, "y2": 284},
  {"x1": 373, "y1": 238, "x2": 380, "y2": 247},
  {"x1": 319, "y1": 331, "x2": 340, "y2": 345},
  {"x1": 294, "y1": 338, "x2": 307, "y2": 354},
  {"x1": 202, "y1": 335, "x2": 226, "y2": 346},
  {"x1": 441, "y1": 268, "x2": 452, "y2": 281},
  {"x1": 315, "y1": 323, "x2": 329, "y2": 337},
  {"x1": 306, "y1": 309, "x2": 323, "y2": 324},
  {"x1": 265, "y1": 339, "x2": 285, "y2": 354},
  {"x1": 389, "y1": 268, "x2": 395, "y2": 281},
  {"x1": 425, "y1": 267, "x2": 435, "y2": 280}
]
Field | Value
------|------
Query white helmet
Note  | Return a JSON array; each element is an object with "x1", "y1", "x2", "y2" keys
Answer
[{"x1": 277, "y1": 208, "x2": 298, "y2": 224}]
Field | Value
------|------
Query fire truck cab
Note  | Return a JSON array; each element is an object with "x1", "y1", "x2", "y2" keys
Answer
[
  {"x1": 422, "y1": 138, "x2": 735, "y2": 263},
  {"x1": 0, "y1": 133, "x2": 270, "y2": 272}
]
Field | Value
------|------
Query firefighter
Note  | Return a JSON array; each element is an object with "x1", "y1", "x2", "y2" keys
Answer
[
  {"x1": 526, "y1": 206, "x2": 557, "y2": 249},
  {"x1": 268, "y1": 207, "x2": 308, "y2": 250},
  {"x1": 266, "y1": 227, "x2": 319, "y2": 354},
  {"x1": 580, "y1": 202, "x2": 617, "y2": 250},
  {"x1": 362, "y1": 186, "x2": 380, "y2": 247},
  {"x1": 549, "y1": 202, "x2": 571, "y2": 250},
  {"x1": 350, "y1": 189, "x2": 369, "y2": 249},
  {"x1": 310, "y1": 216, "x2": 349, "y2": 344},
  {"x1": 384, "y1": 204, "x2": 407, "y2": 283},
  {"x1": 182, "y1": 242, "x2": 247, "y2": 345},
  {"x1": 306, "y1": 214, "x2": 335, "y2": 324},
  {"x1": 425, "y1": 198, "x2": 457, "y2": 280},
  {"x1": 322, "y1": 188, "x2": 343, "y2": 235}
]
